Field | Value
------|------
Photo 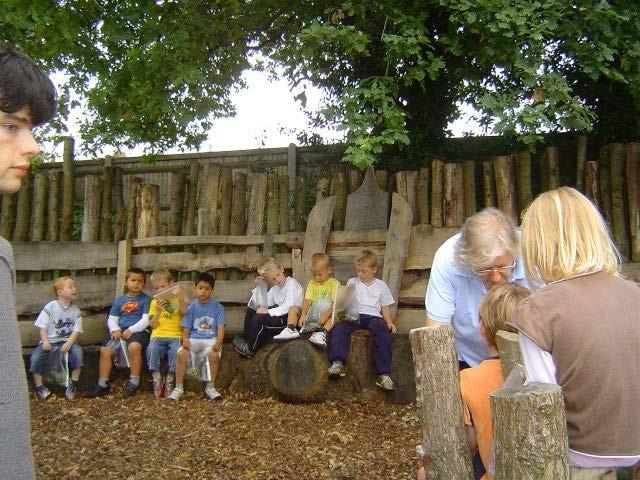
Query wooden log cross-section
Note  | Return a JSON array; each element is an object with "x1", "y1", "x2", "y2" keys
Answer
[{"x1": 495, "y1": 330, "x2": 523, "y2": 379}]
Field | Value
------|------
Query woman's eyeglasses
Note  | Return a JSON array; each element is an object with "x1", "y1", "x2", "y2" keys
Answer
[{"x1": 472, "y1": 260, "x2": 516, "y2": 276}]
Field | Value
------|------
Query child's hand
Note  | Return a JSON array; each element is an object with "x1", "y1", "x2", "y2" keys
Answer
[
  {"x1": 212, "y1": 340, "x2": 222, "y2": 352},
  {"x1": 122, "y1": 329, "x2": 133, "y2": 340},
  {"x1": 182, "y1": 339, "x2": 191, "y2": 350},
  {"x1": 156, "y1": 299, "x2": 167, "y2": 311},
  {"x1": 298, "y1": 315, "x2": 306, "y2": 328},
  {"x1": 387, "y1": 322, "x2": 397, "y2": 334},
  {"x1": 41, "y1": 340, "x2": 51, "y2": 351},
  {"x1": 61, "y1": 340, "x2": 74, "y2": 352},
  {"x1": 111, "y1": 330, "x2": 122, "y2": 340},
  {"x1": 256, "y1": 307, "x2": 269, "y2": 314}
]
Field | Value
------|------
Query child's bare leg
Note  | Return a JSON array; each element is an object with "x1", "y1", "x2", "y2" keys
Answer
[
  {"x1": 98, "y1": 346, "x2": 113, "y2": 379},
  {"x1": 287, "y1": 306, "x2": 300, "y2": 326},
  {"x1": 71, "y1": 368, "x2": 81, "y2": 382},
  {"x1": 417, "y1": 467, "x2": 425, "y2": 480},
  {"x1": 208, "y1": 351, "x2": 220, "y2": 383},
  {"x1": 174, "y1": 349, "x2": 188, "y2": 386},
  {"x1": 128, "y1": 342, "x2": 143, "y2": 377},
  {"x1": 32, "y1": 373, "x2": 44, "y2": 387}
]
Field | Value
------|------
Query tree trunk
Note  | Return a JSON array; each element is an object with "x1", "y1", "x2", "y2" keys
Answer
[
  {"x1": 627, "y1": 143, "x2": 640, "y2": 262},
  {"x1": 443, "y1": 163, "x2": 464, "y2": 227},
  {"x1": 279, "y1": 174, "x2": 290, "y2": 234},
  {"x1": 431, "y1": 158, "x2": 444, "y2": 227},
  {"x1": 0, "y1": 194, "x2": 16, "y2": 240},
  {"x1": 544, "y1": 146, "x2": 560, "y2": 191},
  {"x1": 99, "y1": 163, "x2": 113, "y2": 241},
  {"x1": 13, "y1": 173, "x2": 32, "y2": 242},
  {"x1": 47, "y1": 170, "x2": 62, "y2": 242},
  {"x1": 112, "y1": 167, "x2": 124, "y2": 241},
  {"x1": 184, "y1": 161, "x2": 200, "y2": 236},
  {"x1": 60, "y1": 137, "x2": 75, "y2": 241},
  {"x1": 463, "y1": 161, "x2": 476, "y2": 219},
  {"x1": 331, "y1": 171, "x2": 347, "y2": 231},
  {"x1": 295, "y1": 175, "x2": 307, "y2": 232},
  {"x1": 576, "y1": 135, "x2": 587, "y2": 192},
  {"x1": 268, "y1": 340, "x2": 328, "y2": 401},
  {"x1": 125, "y1": 176, "x2": 143, "y2": 239},
  {"x1": 410, "y1": 326, "x2": 475, "y2": 480},
  {"x1": 609, "y1": 143, "x2": 629, "y2": 258},
  {"x1": 599, "y1": 146, "x2": 612, "y2": 225},
  {"x1": 493, "y1": 155, "x2": 518, "y2": 222},
  {"x1": 416, "y1": 166, "x2": 430, "y2": 225},
  {"x1": 491, "y1": 383, "x2": 570, "y2": 480},
  {"x1": 515, "y1": 151, "x2": 533, "y2": 213},
  {"x1": 585, "y1": 161, "x2": 599, "y2": 207},
  {"x1": 482, "y1": 160, "x2": 496, "y2": 208},
  {"x1": 30, "y1": 172, "x2": 47, "y2": 241},
  {"x1": 168, "y1": 170, "x2": 187, "y2": 236},
  {"x1": 81, "y1": 175, "x2": 103, "y2": 242},
  {"x1": 495, "y1": 330, "x2": 523, "y2": 379}
]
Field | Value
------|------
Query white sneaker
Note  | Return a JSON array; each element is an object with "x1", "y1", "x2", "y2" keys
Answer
[
  {"x1": 309, "y1": 330, "x2": 327, "y2": 348},
  {"x1": 168, "y1": 387, "x2": 183, "y2": 401},
  {"x1": 204, "y1": 384, "x2": 222, "y2": 400},
  {"x1": 273, "y1": 327, "x2": 300, "y2": 342}
]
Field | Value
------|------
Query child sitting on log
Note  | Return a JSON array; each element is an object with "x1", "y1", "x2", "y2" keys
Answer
[
  {"x1": 168, "y1": 272, "x2": 225, "y2": 401},
  {"x1": 233, "y1": 257, "x2": 303, "y2": 358},
  {"x1": 147, "y1": 268, "x2": 188, "y2": 398},
  {"x1": 417, "y1": 283, "x2": 530, "y2": 480},
  {"x1": 273, "y1": 252, "x2": 340, "y2": 348},
  {"x1": 88, "y1": 267, "x2": 151, "y2": 398},
  {"x1": 327, "y1": 250, "x2": 396, "y2": 391},
  {"x1": 29, "y1": 276, "x2": 83, "y2": 400}
]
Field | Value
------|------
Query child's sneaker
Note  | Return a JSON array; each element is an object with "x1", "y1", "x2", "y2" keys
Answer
[
  {"x1": 35, "y1": 385, "x2": 51, "y2": 400},
  {"x1": 376, "y1": 374, "x2": 394, "y2": 391},
  {"x1": 204, "y1": 384, "x2": 222, "y2": 400},
  {"x1": 87, "y1": 383, "x2": 110, "y2": 398},
  {"x1": 273, "y1": 326, "x2": 300, "y2": 342},
  {"x1": 164, "y1": 379, "x2": 175, "y2": 399},
  {"x1": 65, "y1": 380, "x2": 79, "y2": 400},
  {"x1": 299, "y1": 324, "x2": 317, "y2": 334},
  {"x1": 328, "y1": 361, "x2": 345, "y2": 378},
  {"x1": 168, "y1": 387, "x2": 183, "y2": 401},
  {"x1": 233, "y1": 337, "x2": 254, "y2": 358},
  {"x1": 123, "y1": 381, "x2": 139, "y2": 397},
  {"x1": 309, "y1": 330, "x2": 327, "y2": 348}
]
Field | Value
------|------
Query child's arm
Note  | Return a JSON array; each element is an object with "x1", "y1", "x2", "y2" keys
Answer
[
  {"x1": 213, "y1": 324, "x2": 225, "y2": 352},
  {"x1": 61, "y1": 331, "x2": 79, "y2": 352},
  {"x1": 181, "y1": 327, "x2": 191, "y2": 350},
  {"x1": 149, "y1": 300, "x2": 163, "y2": 329},
  {"x1": 39, "y1": 327, "x2": 51, "y2": 351},
  {"x1": 298, "y1": 298, "x2": 313, "y2": 326},
  {"x1": 381, "y1": 305, "x2": 397, "y2": 333}
]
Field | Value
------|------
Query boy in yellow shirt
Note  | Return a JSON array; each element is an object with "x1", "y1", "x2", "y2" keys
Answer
[
  {"x1": 147, "y1": 269, "x2": 187, "y2": 398},
  {"x1": 274, "y1": 252, "x2": 340, "y2": 348}
]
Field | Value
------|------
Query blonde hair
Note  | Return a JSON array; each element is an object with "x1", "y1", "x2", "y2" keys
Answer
[
  {"x1": 478, "y1": 284, "x2": 531, "y2": 347},
  {"x1": 150, "y1": 268, "x2": 173, "y2": 283},
  {"x1": 258, "y1": 257, "x2": 283, "y2": 275},
  {"x1": 455, "y1": 207, "x2": 520, "y2": 270},
  {"x1": 354, "y1": 250, "x2": 377, "y2": 268},
  {"x1": 521, "y1": 187, "x2": 620, "y2": 287},
  {"x1": 52, "y1": 276, "x2": 73, "y2": 296},
  {"x1": 310, "y1": 252, "x2": 331, "y2": 270}
]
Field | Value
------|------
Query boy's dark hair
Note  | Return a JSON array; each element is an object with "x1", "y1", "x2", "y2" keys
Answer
[
  {"x1": 0, "y1": 48, "x2": 57, "y2": 126},
  {"x1": 125, "y1": 267, "x2": 146, "y2": 280},
  {"x1": 195, "y1": 272, "x2": 215, "y2": 289}
]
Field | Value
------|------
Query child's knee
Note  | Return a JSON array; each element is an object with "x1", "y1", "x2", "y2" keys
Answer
[
  {"x1": 100, "y1": 346, "x2": 112, "y2": 358},
  {"x1": 208, "y1": 350, "x2": 220, "y2": 363},
  {"x1": 128, "y1": 342, "x2": 142, "y2": 355},
  {"x1": 177, "y1": 348, "x2": 189, "y2": 361}
]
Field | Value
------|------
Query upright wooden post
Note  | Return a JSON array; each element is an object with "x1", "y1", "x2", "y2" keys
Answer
[
  {"x1": 416, "y1": 166, "x2": 430, "y2": 225},
  {"x1": 112, "y1": 167, "x2": 124, "y2": 241},
  {"x1": 279, "y1": 174, "x2": 290, "y2": 234},
  {"x1": 493, "y1": 155, "x2": 518, "y2": 222},
  {"x1": 98, "y1": 158, "x2": 113, "y2": 241},
  {"x1": 514, "y1": 151, "x2": 533, "y2": 213},
  {"x1": 30, "y1": 172, "x2": 48, "y2": 241},
  {"x1": 115, "y1": 239, "x2": 133, "y2": 298},
  {"x1": 197, "y1": 163, "x2": 222, "y2": 238},
  {"x1": 463, "y1": 161, "x2": 476, "y2": 219},
  {"x1": 0, "y1": 194, "x2": 16, "y2": 240},
  {"x1": 443, "y1": 163, "x2": 464, "y2": 227},
  {"x1": 46, "y1": 170, "x2": 62, "y2": 242},
  {"x1": 137, "y1": 184, "x2": 160, "y2": 243},
  {"x1": 217, "y1": 167, "x2": 233, "y2": 237},
  {"x1": 266, "y1": 173, "x2": 280, "y2": 236},
  {"x1": 491, "y1": 384, "x2": 570, "y2": 480},
  {"x1": 331, "y1": 171, "x2": 347, "y2": 231},
  {"x1": 81, "y1": 175, "x2": 103, "y2": 242},
  {"x1": 609, "y1": 143, "x2": 629, "y2": 258},
  {"x1": 576, "y1": 135, "x2": 587, "y2": 192},
  {"x1": 627, "y1": 143, "x2": 640, "y2": 261},
  {"x1": 287, "y1": 143, "x2": 297, "y2": 230},
  {"x1": 431, "y1": 158, "x2": 444, "y2": 227},
  {"x1": 125, "y1": 176, "x2": 143, "y2": 239},
  {"x1": 246, "y1": 173, "x2": 268, "y2": 237},
  {"x1": 300, "y1": 196, "x2": 336, "y2": 287},
  {"x1": 585, "y1": 161, "x2": 599, "y2": 207},
  {"x1": 60, "y1": 137, "x2": 75, "y2": 241},
  {"x1": 229, "y1": 172, "x2": 247, "y2": 280},
  {"x1": 495, "y1": 330, "x2": 522, "y2": 379},
  {"x1": 383, "y1": 194, "x2": 413, "y2": 319},
  {"x1": 295, "y1": 175, "x2": 307, "y2": 232},
  {"x1": 599, "y1": 145, "x2": 612, "y2": 225},
  {"x1": 482, "y1": 160, "x2": 496, "y2": 208},
  {"x1": 13, "y1": 173, "x2": 32, "y2": 242},
  {"x1": 184, "y1": 161, "x2": 200, "y2": 236},
  {"x1": 410, "y1": 326, "x2": 474, "y2": 480},
  {"x1": 168, "y1": 170, "x2": 187, "y2": 236},
  {"x1": 544, "y1": 146, "x2": 560, "y2": 191}
]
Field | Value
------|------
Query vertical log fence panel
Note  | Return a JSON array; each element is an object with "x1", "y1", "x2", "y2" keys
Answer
[
  {"x1": 585, "y1": 161, "x2": 599, "y2": 207},
  {"x1": 515, "y1": 151, "x2": 533, "y2": 214},
  {"x1": 137, "y1": 184, "x2": 160, "y2": 252},
  {"x1": 482, "y1": 160, "x2": 496, "y2": 208},
  {"x1": 493, "y1": 155, "x2": 518, "y2": 222},
  {"x1": 431, "y1": 158, "x2": 444, "y2": 227},
  {"x1": 576, "y1": 135, "x2": 587, "y2": 192},
  {"x1": 279, "y1": 174, "x2": 290, "y2": 234},
  {"x1": 443, "y1": 163, "x2": 464, "y2": 227},
  {"x1": 99, "y1": 160, "x2": 113, "y2": 241},
  {"x1": 47, "y1": 170, "x2": 62, "y2": 242},
  {"x1": 599, "y1": 145, "x2": 613, "y2": 225},
  {"x1": 331, "y1": 171, "x2": 347, "y2": 231},
  {"x1": 315, "y1": 177, "x2": 330, "y2": 204},
  {"x1": 184, "y1": 161, "x2": 200, "y2": 236},
  {"x1": 168, "y1": 170, "x2": 187, "y2": 236},
  {"x1": 0, "y1": 193, "x2": 16, "y2": 240},
  {"x1": 609, "y1": 143, "x2": 629, "y2": 257},
  {"x1": 463, "y1": 160, "x2": 476, "y2": 219},
  {"x1": 81, "y1": 175, "x2": 102, "y2": 242},
  {"x1": 375, "y1": 170, "x2": 388, "y2": 191},
  {"x1": 30, "y1": 172, "x2": 48, "y2": 242},
  {"x1": 13, "y1": 174, "x2": 32, "y2": 242},
  {"x1": 125, "y1": 176, "x2": 143, "y2": 239},
  {"x1": 416, "y1": 166, "x2": 430, "y2": 225},
  {"x1": 60, "y1": 137, "x2": 75, "y2": 241},
  {"x1": 627, "y1": 143, "x2": 640, "y2": 261},
  {"x1": 294, "y1": 175, "x2": 307, "y2": 232},
  {"x1": 266, "y1": 174, "x2": 280, "y2": 236},
  {"x1": 113, "y1": 167, "x2": 124, "y2": 241},
  {"x1": 544, "y1": 146, "x2": 560, "y2": 191}
]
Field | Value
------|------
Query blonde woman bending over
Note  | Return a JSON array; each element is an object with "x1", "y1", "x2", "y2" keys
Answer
[{"x1": 508, "y1": 187, "x2": 640, "y2": 479}]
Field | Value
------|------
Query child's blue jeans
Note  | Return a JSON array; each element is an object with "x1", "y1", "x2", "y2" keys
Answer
[
  {"x1": 146, "y1": 337, "x2": 180, "y2": 373},
  {"x1": 29, "y1": 342, "x2": 84, "y2": 374}
]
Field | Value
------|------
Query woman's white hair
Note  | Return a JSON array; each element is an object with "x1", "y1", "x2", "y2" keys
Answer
[{"x1": 455, "y1": 207, "x2": 520, "y2": 270}]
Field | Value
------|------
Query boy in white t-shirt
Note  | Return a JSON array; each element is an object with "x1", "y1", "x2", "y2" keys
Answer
[
  {"x1": 327, "y1": 250, "x2": 396, "y2": 391},
  {"x1": 29, "y1": 277, "x2": 83, "y2": 400}
]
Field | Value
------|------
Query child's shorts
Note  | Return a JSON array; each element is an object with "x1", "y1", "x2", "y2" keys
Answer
[
  {"x1": 101, "y1": 329, "x2": 151, "y2": 348},
  {"x1": 29, "y1": 342, "x2": 84, "y2": 374},
  {"x1": 188, "y1": 338, "x2": 221, "y2": 359},
  {"x1": 147, "y1": 337, "x2": 181, "y2": 372}
]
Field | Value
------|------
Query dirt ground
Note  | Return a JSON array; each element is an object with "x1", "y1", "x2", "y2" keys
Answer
[{"x1": 30, "y1": 389, "x2": 422, "y2": 480}]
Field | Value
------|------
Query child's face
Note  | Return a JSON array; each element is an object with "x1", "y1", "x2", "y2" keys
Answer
[
  {"x1": 310, "y1": 265, "x2": 331, "y2": 283},
  {"x1": 262, "y1": 267, "x2": 285, "y2": 286},
  {"x1": 152, "y1": 277, "x2": 173, "y2": 294},
  {"x1": 0, "y1": 107, "x2": 39, "y2": 194},
  {"x1": 57, "y1": 279, "x2": 77, "y2": 302},
  {"x1": 195, "y1": 281, "x2": 213, "y2": 302},
  {"x1": 355, "y1": 263, "x2": 376, "y2": 283},
  {"x1": 126, "y1": 273, "x2": 145, "y2": 295}
]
